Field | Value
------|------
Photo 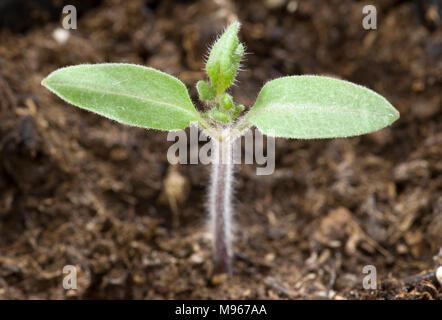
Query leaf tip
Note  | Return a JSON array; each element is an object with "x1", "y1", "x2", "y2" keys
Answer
[
  {"x1": 385, "y1": 99, "x2": 400, "y2": 124},
  {"x1": 41, "y1": 70, "x2": 57, "y2": 90},
  {"x1": 41, "y1": 76, "x2": 48, "y2": 88},
  {"x1": 226, "y1": 20, "x2": 241, "y2": 33},
  {"x1": 393, "y1": 107, "x2": 400, "y2": 121}
]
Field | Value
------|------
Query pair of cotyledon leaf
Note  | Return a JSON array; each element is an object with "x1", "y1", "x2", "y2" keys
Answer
[{"x1": 42, "y1": 63, "x2": 399, "y2": 138}]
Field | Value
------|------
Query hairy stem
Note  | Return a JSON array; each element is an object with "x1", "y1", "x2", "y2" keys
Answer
[{"x1": 209, "y1": 134, "x2": 233, "y2": 275}]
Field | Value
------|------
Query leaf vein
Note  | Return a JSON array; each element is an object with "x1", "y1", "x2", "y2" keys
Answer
[
  {"x1": 248, "y1": 104, "x2": 396, "y2": 120},
  {"x1": 49, "y1": 80, "x2": 197, "y2": 118}
]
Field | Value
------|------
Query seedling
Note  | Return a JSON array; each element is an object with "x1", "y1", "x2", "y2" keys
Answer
[{"x1": 42, "y1": 22, "x2": 399, "y2": 276}]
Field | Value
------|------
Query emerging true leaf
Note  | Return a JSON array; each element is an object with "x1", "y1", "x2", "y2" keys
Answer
[
  {"x1": 233, "y1": 104, "x2": 244, "y2": 118},
  {"x1": 246, "y1": 76, "x2": 399, "y2": 139},
  {"x1": 206, "y1": 21, "x2": 243, "y2": 94},
  {"x1": 221, "y1": 94, "x2": 234, "y2": 110},
  {"x1": 209, "y1": 109, "x2": 230, "y2": 124},
  {"x1": 42, "y1": 63, "x2": 199, "y2": 131},
  {"x1": 197, "y1": 80, "x2": 216, "y2": 101}
]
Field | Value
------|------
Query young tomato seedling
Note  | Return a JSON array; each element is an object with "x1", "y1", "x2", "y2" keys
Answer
[{"x1": 42, "y1": 22, "x2": 399, "y2": 276}]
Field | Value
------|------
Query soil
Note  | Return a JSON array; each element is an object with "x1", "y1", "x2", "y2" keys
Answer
[{"x1": 0, "y1": 0, "x2": 441, "y2": 299}]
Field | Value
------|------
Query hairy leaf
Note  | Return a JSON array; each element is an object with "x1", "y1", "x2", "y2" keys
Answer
[
  {"x1": 206, "y1": 22, "x2": 243, "y2": 94},
  {"x1": 197, "y1": 80, "x2": 216, "y2": 101},
  {"x1": 246, "y1": 76, "x2": 399, "y2": 139},
  {"x1": 42, "y1": 63, "x2": 199, "y2": 131}
]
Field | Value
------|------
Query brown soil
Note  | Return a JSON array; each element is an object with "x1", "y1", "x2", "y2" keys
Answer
[{"x1": 0, "y1": 0, "x2": 441, "y2": 299}]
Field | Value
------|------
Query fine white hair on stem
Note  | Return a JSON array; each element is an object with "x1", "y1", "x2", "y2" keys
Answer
[{"x1": 209, "y1": 132, "x2": 234, "y2": 275}]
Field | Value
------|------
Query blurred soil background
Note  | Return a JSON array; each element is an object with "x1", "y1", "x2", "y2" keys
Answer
[{"x1": 0, "y1": 0, "x2": 441, "y2": 299}]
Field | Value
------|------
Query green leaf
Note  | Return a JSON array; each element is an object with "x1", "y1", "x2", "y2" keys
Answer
[
  {"x1": 206, "y1": 21, "x2": 243, "y2": 94},
  {"x1": 42, "y1": 63, "x2": 200, "y2": 131},
  {"x1": 233, "y1": 104, "x2": 244, "y2": 118},
  {"x1": 209, "y1": 109, "x2": 230, "y2": 124},
  {"x1": 246, "y1": 76, "x2": 399, "y2": 139},
  {"x1": 221, "y1": 94, "x2": 234, "y2": 110},
  {"x1": 197, "y1": 80, "x2": 216, "y2": 101}
]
